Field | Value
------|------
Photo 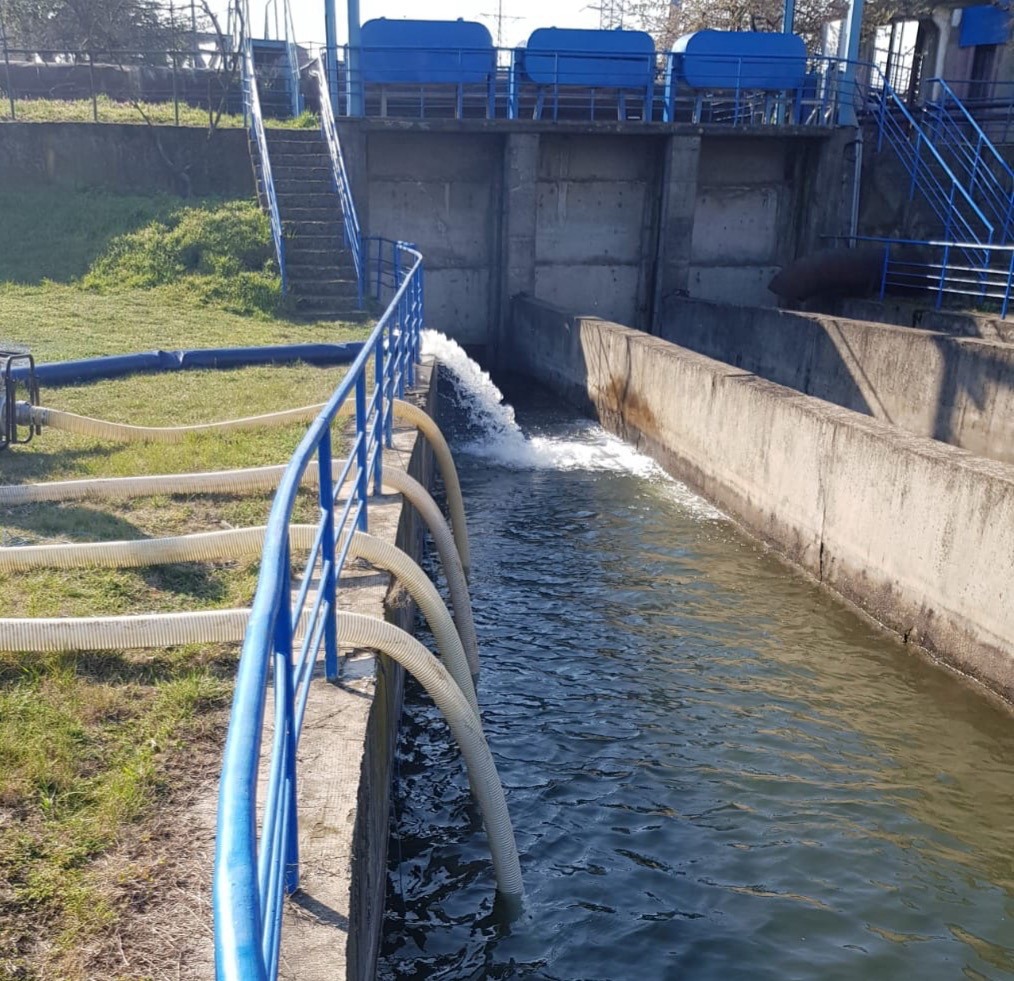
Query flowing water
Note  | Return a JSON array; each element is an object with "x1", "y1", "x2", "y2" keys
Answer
[{"x1": 378, "y1": 334, "x2": 1014, "y2": 980}]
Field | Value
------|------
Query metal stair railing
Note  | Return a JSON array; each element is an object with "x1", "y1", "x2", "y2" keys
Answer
[
  {"x1": 212, "y1": 240, "x2": 423, "y2": 981},
  {"x1": 243, "y1": 38, "x2": 288, "y2": 294},
  {"x1": 282, "y1": 0, "x2": 302, "y2": 117},
  {"x1": 858, "y1": 64, "x2": 995, "y2": 258},
  {"x1": 924, "y1": 78, "x2": 1014, "y2": 242},
  {"x1": 313, "y1": 55, "x2": 364, "y2": 307}
]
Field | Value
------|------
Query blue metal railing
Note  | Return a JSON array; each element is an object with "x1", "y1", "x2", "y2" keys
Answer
[
  {"x1": 924, "y1": 79, "x2": 1014, "y2": 242},
  {"x1": 282, "y1": 0, "x2": 302, "y2": 117},
  {"x1": 243, "y1": 39, "x2": 287, "y2": 294},
  {"x1": 839, "y1": 234, "x2": 1014, "y2": 319},
  {"x1": 333, "y1": 45, "x2": 853, "y2": 126},
  {"x1": 857, "y1": 64, "x2": 995, "y2": 257},
  {"x1": 213, "y1": 239, "x2": 424, "y2": 981},
  {"x1": 313, "y1": 55, "x2": 365, "y2": 307},
  {"x1": 938, "y1": 79, "x2": 1014, "y2": 147}
]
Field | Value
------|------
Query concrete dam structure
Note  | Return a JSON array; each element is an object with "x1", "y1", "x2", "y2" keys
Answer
[{"x1": 324, "y1": 115, "x2": 1014, "y2": 704}]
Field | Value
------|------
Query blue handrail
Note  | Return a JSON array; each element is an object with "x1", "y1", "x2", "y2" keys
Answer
[
  {"x1": 282, "y1": 0, "x2": 302, "y2": 117},
  {"x1": 313, "y1": 55, "x2": 365, "y2": 307},
  {"x1": 243, "y1": 39, "x2": 288, "y2": 294},
  {"x1": 835, "y1": 234, "x2": 1014, "y2": 319},
  {"x1": 212, "y1": 239, "x2": 423, "y2": 981},
  {"x1": 924, "y1": 78, "x2": 1014, "y2": 242},
  {"x1": 858, "y1": 64, "x2": 995, "y2": 256}
]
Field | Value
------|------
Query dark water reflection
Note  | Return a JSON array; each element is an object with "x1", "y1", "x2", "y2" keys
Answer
[{"x1": 379, "y1": 389, "x2": 1014, "y2": 981}]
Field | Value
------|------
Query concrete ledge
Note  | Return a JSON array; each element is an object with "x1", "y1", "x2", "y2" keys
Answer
[
  {"x1": 511, "y1": 295, "x2": 1014, "y2": 702},
  {"x1": 659, "y1": 295, "x2": 1014, "y2": 464},
  {"x1": 276, "y1": 362, "x2": 437, "y2": 981}
]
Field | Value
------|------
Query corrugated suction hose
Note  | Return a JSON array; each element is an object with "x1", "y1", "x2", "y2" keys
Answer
[
  {"x1": 0, "y1": 462, "x2": 480, "y2": 681},
  {"x1": 0, "y1": 607, "x2": 521, "y2": 903},
  {"x1": 17, "y1": 402, "x2": 329, "y2": 443},
  {"x1": 392, "y1": 399, "x2": 470, "y2": 578},
  {"x1": 340, "y1": 614, "x2": 521, "y2": 904},
  {"x1": 0, "y1": 527, "x2": 478, "y2": 715}
]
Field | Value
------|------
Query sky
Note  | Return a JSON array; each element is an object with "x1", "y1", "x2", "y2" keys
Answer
[{"x1": 214, "y1": 0, "x2": 603, "y2": 50}]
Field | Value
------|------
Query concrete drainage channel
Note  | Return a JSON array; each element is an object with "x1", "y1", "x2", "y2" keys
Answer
[{"x1": 0, "y1": 347, "x2": 524, "y2": 975}]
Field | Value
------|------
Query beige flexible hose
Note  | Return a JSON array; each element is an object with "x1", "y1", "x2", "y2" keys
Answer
[
  {"x1": 0, "y1": 608, "x2": 254, "y2": 651},
  {"x1": 0, "y1": 464, "x2": 291, "y2": 505},
  {"x1": 341, "y1": 532, "x2": 478, "y2": 714},
  {"x1": 340, "y1": 614, "x2": 521, "y2": 902},
  {"x1": 0, "y1": 526, "x2": 478, "y2": 715},
  {"x1": 0, "y1": 607, "x2": 520, "y2": 900},
  {"x1": 392, "y1": 399, "x2": 470, "y2": 578},
  {"x1": 0, "y1": 463, "x2": 479, "y2": 678},
  {"x1": 19, "y1": 402, "x2": 329, "y2": 444},
  {"x1": 383, "y1": 467, "x2": 479, "y2": 681}
]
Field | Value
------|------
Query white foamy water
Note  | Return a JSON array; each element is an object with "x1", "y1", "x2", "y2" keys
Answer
[{"x1": 421, "y1": 330, "x2": 725, "y2": 520}]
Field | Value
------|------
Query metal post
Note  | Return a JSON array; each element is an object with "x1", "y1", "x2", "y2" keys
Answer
[
  {"x1": 879, "y1": 243, "x2": 890, "y2": 299},
  {"x1": 838, "y1": 0, "x2": 865, "y2": 126},
  {"x1": 0, "y1": 5, "x2": 15, "y2": 120},
  {"x1": 1002, "y1": 248, "x2": 1014, "y2": 320},
  {"x1": 318, "y1": 430, "x2": 339, "y2": 682},
  {"x1": 355, "y1": 372, "x2": 369, "y2": 532},
  {"x1": 373, "y1": 333, "x2": 385, "y2": 494},
  {"x1": 88, "y1": 52, "x2": 98, "y2": 122},
  {"x1": 782, "y1": 0, "x2": 796, "y2": 33},
  {"x1": 344, "y1": 0, "x2": 363, "y2": 116},
  {"x1": 169, "y1": 0, "x2": 180, "y2": 125},
  {"x1": 936, "y1": 243, "x2": 950, "y2": 309},
  {"x1": 273, "y1": 543, "x2": 299, "y2": 895}
]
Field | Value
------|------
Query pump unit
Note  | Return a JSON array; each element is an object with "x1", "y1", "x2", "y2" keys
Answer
[{"x1": 0, "y1": 350, "x2": 39, "y2": 451}]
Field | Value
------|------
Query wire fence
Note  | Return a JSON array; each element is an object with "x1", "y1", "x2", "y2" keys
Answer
[{"x1": 0, "y1": 47, "x2": 246, "y2": 123}]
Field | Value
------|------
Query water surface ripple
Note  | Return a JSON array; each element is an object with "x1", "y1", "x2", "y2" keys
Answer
[{"x1": 379, "y1": 385, "x2": 1014, "y2": 981}]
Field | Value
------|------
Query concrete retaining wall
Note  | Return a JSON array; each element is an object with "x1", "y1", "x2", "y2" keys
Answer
[
  {"x1": 659, "y1": 295, "x2": 1014, "y2": 464},
  {"x1": 510, "y1": 295, "x2": 1014, "y2": 702},
  {"x1": 334, "y1": 120, "x2": 852, "y2": 350},
  {"x1": 0, "y1": 122, "x2": 252, "y2": 196}
]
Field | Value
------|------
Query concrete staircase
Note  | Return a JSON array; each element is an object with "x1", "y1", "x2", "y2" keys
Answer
[{"x1": 260, "y1": 128, "x2": 361, "y2": 322}]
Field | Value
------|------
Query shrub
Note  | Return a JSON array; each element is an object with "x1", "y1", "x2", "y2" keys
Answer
[{"x1": 83, "y1": 200, "x2": 281, "y2": 315}]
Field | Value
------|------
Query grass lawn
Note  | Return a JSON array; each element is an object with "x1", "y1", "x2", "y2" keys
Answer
[
  {"x1": 0, "y1": 186, "x2": 370, "y2": 980},
  {"x1": 0, "y1": 95, "x2": 319, "y2": 130}
]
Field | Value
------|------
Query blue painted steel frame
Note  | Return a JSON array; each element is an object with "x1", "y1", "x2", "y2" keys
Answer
[
  {"x1": 313, "y1": 55, "x2": 365, "y2": 307},
  {"x1": 243, "y1": 40, "x2": 288, "y2": 295},
  {"x1": 925, "y1": 79, "x2": 1014, "y2": 243},
  {"x1": 213, "y1": 240, "x2": 424, "y2": 981}
]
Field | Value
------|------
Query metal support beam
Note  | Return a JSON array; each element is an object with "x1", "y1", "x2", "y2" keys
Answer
[
  {"x1": 324, "y1": 0, "x2": 339, "y2": 113},
  {"x1": 346, "y1": 0, "x2": 364, "y2": 116},
  {"x1": 782, "y1": 0, "x2": 796, "y2": 33},
  {"x1": 839, "y1": 0, "x2": 865, "y2": 126}
]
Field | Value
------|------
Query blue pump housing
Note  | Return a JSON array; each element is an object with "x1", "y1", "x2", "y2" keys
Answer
[
  {"x1": 520, "y1": 27, "x2": 656, "y2": 88},
  {"x1": 672, "y1": 30, "x2": 807, "y2": 91},
  {"x1": 359, "y1": 19, "x2": 495, "y2": 85}
]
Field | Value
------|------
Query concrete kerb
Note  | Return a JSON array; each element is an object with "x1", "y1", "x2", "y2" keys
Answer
[
  {"x1": 509, "y1": 296, "x2": 1014, "y2": 705},
  {"x1": 260, "y1": 359, "x2": 438, "y2": 981}
]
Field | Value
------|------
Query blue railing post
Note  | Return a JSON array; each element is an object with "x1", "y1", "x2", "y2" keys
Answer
[
  {"x1": 317, "y1": 430, "x2": 340, "y2": 682},
  {"x1": 373, "y1": 333, "x2": 385, "y2": 494},
  {"x1": 355, "y1": 372, "x2": 369, "y2": 532},
  {"x1": 936, "y1": 242, "x2": 951, "y2": 309},
  {"x1": 275, "y1": 541, "x2": 299, "y2": 899},
  {"x1": 879, "y1": 242, "x2": 890, "y2": 299},
  {"x1": 214, "y1": 243, "x2": 424, "y2": 980},
  {"x1": 1002, "y1": 248, "x2": 1014, "y2": 319}
]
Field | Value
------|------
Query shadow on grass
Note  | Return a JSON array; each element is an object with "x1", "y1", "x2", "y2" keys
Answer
[
  {"x1": 0, "y1": 188, "x2": 181, "y2": 285},
  {"x1": 141, "y1": 563, "x2": 232, "y2": 602},
  {"x1": 0, "y1": 444, "x2": 116, "y2": 482},
  {"x1": 0, "y1": 503, "x2": 143, "y2": 542},
  {"x1": 0, "y1": 646, "x2": 235, "y2": 687}
]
